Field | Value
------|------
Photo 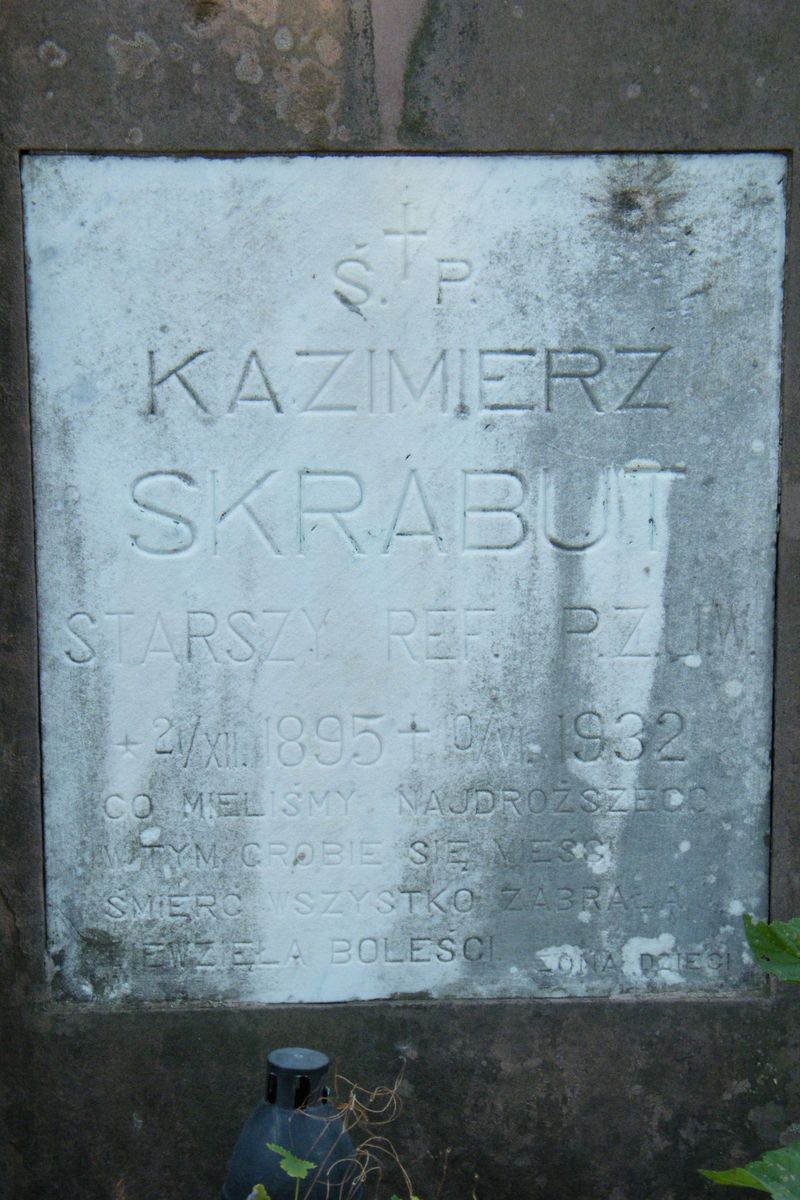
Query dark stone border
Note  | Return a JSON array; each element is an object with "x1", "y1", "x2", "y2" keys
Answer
[{"x1": 2, "y1": 4, "x2": 799, "y2": 1198}]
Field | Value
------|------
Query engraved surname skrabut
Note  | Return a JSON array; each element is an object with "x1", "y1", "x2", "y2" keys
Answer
[{"x1": 127, "y1": 464, "x2": 685, "y2": 558}]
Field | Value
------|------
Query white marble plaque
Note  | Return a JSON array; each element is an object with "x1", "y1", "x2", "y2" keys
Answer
[{"x1": 24, "y1": 154, "x2": 785, "y2": 1002}]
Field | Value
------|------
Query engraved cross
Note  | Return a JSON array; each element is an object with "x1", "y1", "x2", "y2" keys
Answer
[
  {"x1": 115, "y1": 733, "x2": 141, "y2": 758},
  {"x1": 383, "y1": 203, "x2": 428, "y2": 280},
  {"x1": 398, "y1": 715, "x2": 431, "y2": 762}
]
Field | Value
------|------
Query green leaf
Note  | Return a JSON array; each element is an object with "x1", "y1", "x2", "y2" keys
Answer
[
  {"x1": 744, "y1": 915, "x2": 800, "y2": 983},
  {"x1": 266, "y1": 1143, "x2": 317, "y2": 1180},
  {"x1": 701, "y1": 1167, "x2": 770, "y2": 1191},
  {"x1": 247, "y1": 1186, "x2": 272, "y2": 1200},
  {"x1": 702, "y1": 1140, "x2": 800, "y2": 1198}
]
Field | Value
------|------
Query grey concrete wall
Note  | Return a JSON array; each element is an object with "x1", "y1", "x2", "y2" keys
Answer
[{"x1": 1, "y1": 3, "x2": 799, "y2": 1198}]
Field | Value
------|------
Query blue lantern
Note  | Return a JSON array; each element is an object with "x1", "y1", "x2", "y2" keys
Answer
[{"x1": 221, "y1": 1046, "x2": 364, "y2": 1200}]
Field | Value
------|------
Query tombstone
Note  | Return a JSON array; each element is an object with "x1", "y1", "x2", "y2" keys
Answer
[{"x1": 2, "y1": 5, "x2": 799, "y2": 1199}]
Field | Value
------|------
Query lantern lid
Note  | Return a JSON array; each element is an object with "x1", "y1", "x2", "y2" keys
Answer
[{"x1": 266, "y1": 1046, "x2": 330, "y2": 1108}]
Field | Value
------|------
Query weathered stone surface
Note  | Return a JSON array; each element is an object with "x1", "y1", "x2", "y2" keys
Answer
[
  {"x1": 24, "y1": 152, "x2": 784, "y2": 1002},
  {"x1": 3, "y1": 0, "x2": 378, "y2": 152}
]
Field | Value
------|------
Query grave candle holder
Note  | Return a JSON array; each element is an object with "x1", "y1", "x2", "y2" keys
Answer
[{"x1": 221, "y1": 1046, "x2": 364, "y2": 1200}]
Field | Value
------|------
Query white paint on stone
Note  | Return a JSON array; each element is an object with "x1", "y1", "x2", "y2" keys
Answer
[
  {"x1": 622, "y1": 934, "x2": 682, "y2": 985},
  {"x1": 587, "y1": 842, "x2": 614, "y2": 876},
  {"x1": 22, "y1": 153, "x2": 785, "y2": 1002}
]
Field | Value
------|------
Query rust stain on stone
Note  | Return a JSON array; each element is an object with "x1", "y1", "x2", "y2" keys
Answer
[{"x1": 188, "y1": 0, "x2": 225, "y2": 24}]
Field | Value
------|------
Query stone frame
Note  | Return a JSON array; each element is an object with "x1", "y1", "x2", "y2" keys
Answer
[{"x1": 1, "y1": 3, "x2": 798, "y2": 1197}]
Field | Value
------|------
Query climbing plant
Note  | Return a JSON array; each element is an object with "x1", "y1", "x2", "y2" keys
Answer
[{"x1": 701, "y1": 916, "x2": 800, "y2": 1199}]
